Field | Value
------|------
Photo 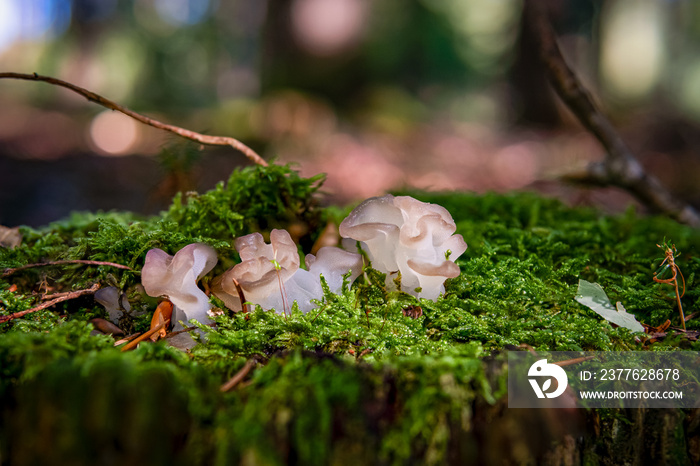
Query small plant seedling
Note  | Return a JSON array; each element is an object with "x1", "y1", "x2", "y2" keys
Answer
[{"x1": 653, "y1": 241, "x2": 686, "y2": 330}]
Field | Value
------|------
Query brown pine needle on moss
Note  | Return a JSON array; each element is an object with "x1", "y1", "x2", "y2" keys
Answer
[
  {"x1": 653, "y1": 243, "x2": 686, "y2": 330},
  {"x1": 554, "y1": 356, "x2": 595, "y2": 367}
]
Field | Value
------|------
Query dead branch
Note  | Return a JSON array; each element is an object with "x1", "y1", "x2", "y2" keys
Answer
[
  {"x1": 0, "y1": 282, "x2": 100, "y2": 324},
  {"x1": 524, "y1": 1, "x2": 700, "y2": 227},
  {"x1": 3, "y1": 259, "x2": 133, "y2": 277},
  {"x1": 0, "y1": 72, "x2": 267, "y2": 167},
  {"x1": 220, "y1": 358, "x2": 258, "y2": 392}
]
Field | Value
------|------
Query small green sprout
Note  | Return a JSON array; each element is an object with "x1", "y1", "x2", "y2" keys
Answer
[
  {"x1": 270, "y1": 257, "x2": 289, "y2": 317},
  {"x1": 270, "y1": 258, "x2": 282, "y2": 271}
]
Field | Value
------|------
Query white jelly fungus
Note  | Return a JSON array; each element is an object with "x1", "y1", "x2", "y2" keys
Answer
[
  {"x1": 212, "y1": 229, "x2": 362, "y2": 314},
  {"x1": 339, "y1": 194, "x2": 467, "y2": 300},
  {"x1": 94, "y1": 286, "x2": 131, "y2": 324},
  {"x1": 141, "y1": 243, "x2": 218, "y2": 325}
]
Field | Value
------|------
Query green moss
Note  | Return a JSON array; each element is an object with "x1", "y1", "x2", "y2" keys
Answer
[
  {"x1": 0, "y1": 164, "x2": 325, "y2": 292},
  {"x1": 164, "y1": 162, "x2": 325, "y2": 238},
  {"x1": 3, "y1": 167, "x2": 700, "y2": 463}
]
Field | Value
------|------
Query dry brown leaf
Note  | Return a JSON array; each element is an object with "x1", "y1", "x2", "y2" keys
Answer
[
  {"x1": 150, "y1": 300, "x2": 173, "y2": 341},
  {"x1": 89, "y1": 318, "x2": 124, "y2": 336},
  {"x1": 0, "y1": 225, "x2": 21, "y2": 249},
  {"x1": 402, "y1": 305, "x2": 423, "y2": 319}
]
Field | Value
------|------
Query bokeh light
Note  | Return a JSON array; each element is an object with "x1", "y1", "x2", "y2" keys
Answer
[
  {"x1": 89, "y1": 110, "x2": 141, "y2": 156},
  {"x1": 600, "y1": 0, "x2": 666, "y2": 102},
  {"x1": 0, "y1": 0, "x2": 71, "y2": 54},
  {"x1": 291, "y1": 0, "x2": 367, "y2": 56},
  {"x1": 153, "y1": 0, "x2": 211, "y2": 26}
]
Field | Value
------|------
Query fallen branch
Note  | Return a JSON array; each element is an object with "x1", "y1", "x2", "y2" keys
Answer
[
  {"x1": 0, "y1": 72, "x2": 267, "y2": 167},
  {"x1": 0, "y1": 282, "x2": 100, "y2": 324},
  {"x1": 220, "y1": 359, "x2": 258, "y2": 392},
  {"x1": 524, "y1": 1, "x2": 700, "y2": 227},
  {"x1": 3, "y1": 259, "x2": 133, "y2": 277}
]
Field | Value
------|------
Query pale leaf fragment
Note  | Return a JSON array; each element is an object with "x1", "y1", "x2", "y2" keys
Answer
[
  {"x1": 0, "y1": 226, "x2": 21, "y2": 249},
  {"x1": 574, "y1": 279, "x2": 644, "y2": 333}
]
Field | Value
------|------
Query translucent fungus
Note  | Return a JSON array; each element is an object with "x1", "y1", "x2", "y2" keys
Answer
[
  {"x1": 142, "y1": 243, "x2": 218, "y2": 325},
  {"x1": 212, "y1": 229, "x2": 362, "y2": 313},
  {"x1": 339, "y1": 194, "x2": 467, "y2": 300}
]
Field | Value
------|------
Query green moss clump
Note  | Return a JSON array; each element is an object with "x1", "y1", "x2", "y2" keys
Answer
[
  {"x1": 4, "y1": 166, "x2": 700, "y2": 464},
  {"x1": 1, "y1": 329, "x2": 495, "y2": 466},
  {"x1": 0, "y1": 164, "x2": 325, "y2": 292}
]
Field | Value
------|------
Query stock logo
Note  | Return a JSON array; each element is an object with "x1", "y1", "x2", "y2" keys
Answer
[{"x1": 528, "y1": 359, "x2": 568, "y2": 399}]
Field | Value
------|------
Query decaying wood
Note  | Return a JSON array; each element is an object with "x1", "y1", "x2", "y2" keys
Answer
[
  {"x1": 0, "y1": 282, "x2": 100, "y2": 324},
  {"x1": 0, "y1": 72, "x2": 267, "y2": 167},
  {"x1": 524, "y1": 1, "x2": 700, "y2": 227}
]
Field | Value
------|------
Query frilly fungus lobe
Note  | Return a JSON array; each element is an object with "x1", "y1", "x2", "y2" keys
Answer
[
  {"x1": 141, "y1": 243, "x2": 218, "y2": 325},
  {"x1": 339, "y1": 194, "x2": 467, "y2": 300},
  {"x1": 212, "y1": 229, "x2": 362, "y2": 313},
  {"x1": 94, "y1": 286, "x2": 131, "y2": 324}
]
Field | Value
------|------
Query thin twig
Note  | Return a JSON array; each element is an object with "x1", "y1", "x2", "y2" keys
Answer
[
  {"x1": 0, "y1": 283, "x2": 100, "y2": 323},
  {"x1": 220, "y1": 359, "x2": 258, "y2": 392},
  {"x1": 162, "y1": 322, "x2": 217, "y2": 339},
  {"x1": 524, "y1": 1, "x2": 700, "y2": 227},
  {"x1": 653, "y1": 243, "x2": 686, "y2": 330},
  {"x1": 3, "y1": 259, "x2": 132, "y2": 277},
  {"x1": 113, "y1": 333, "x2": 142, "y2": 346},
  {"x1": 42, "y1": 290, "x2": 85, "y2": 300},
  {"x1": 0, "y1": 72, "x2": 267, "y2": 167},
  {"x1": 554, "y1": 356, "x2": 595, "y2": 367}
]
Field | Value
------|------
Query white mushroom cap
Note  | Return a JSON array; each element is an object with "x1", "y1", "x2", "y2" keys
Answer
[
  {"x1": 339, "y1": 195, "x2": 402, "y2": 273},
  {"x1": 142, "y1": 243, "x2": 218, "y2": 324},
  {"x1": 282, "y1": 246, "x2": 364, "y2": 313},
  {"x1": 231, "y1": 229, "x2": 300, "y2": 311},
  {"x1": 210, "y1": 271, "x2": 243, "y2": 312},
  {"x1": 339, "y1": 194, "x2": 467, "y2": 300},
  {"x1": 305, "y1": 246, "x2": 363, "y2": 293},
  {"x1": 212, "y1": 231, "x2": 362, "y2": 314}
]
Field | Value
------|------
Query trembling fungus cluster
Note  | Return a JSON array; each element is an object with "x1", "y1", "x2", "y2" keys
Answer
[{"x1": 139, "y1": 195, "x2": 467, "y2": 327}]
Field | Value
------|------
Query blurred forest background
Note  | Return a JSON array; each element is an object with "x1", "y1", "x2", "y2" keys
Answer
[{"x1": 2, "y1": 0, "x2": 700, "y2": 227}]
